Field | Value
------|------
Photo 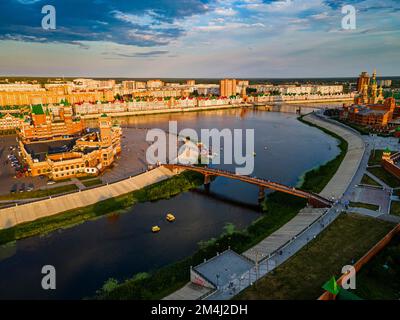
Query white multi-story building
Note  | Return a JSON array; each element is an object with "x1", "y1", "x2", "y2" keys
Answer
[{"x1": 0, "y1": 83, "x2": 44, "y2": 92}]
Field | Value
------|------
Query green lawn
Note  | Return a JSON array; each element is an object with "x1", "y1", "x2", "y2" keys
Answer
[
  {"x1": 0, "y1": 184, "x2": 78, "y2": 200},
  {"x1": 236, "y1": 214, "x2": 394, "y2": 300},
  {"x1": 390, "y1": 201, "x2": 400, "y2": 216},
  {"x1": 349, "y1": 202, "x2": 380, "y2": 211},
  {"x1": 82, "y1": 179, "x2": 103, "y2": 188},
  {"x1": 360, "y1": 174, "x2": 381, "y2": 187},
  {"x1": 368, "y1": 150, "x2": 384, "y2": 166},
  {"x1": 355, "y1": 235, "x2": 400, "y2": 300},
  {"x1": 367, "y1": 167, "x2": 400, "y2": 188},
  {"x1": 96, "y1": 116, "x2": 350, "y2": 300},
  {"x1": 78, "y1": 175, "x2": 98, "y2": 181}
]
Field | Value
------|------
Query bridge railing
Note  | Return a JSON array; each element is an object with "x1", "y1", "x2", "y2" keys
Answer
[{"x1": 163, "y1": 164, "x2": 332, "y2": 206}]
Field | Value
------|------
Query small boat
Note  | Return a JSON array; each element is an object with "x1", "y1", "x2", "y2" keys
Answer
[
  {"x1": 253, "y1": 152, "x2": 257, "y2": 156},
  {"x1": 152, "y1": 226, "x2": 161, "y2": 233},
  {"x1": 166, "y1": 213, "x2": 176, "y2": 222}
]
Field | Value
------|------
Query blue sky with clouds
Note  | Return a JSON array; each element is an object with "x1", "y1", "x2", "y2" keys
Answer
[{"x1": 0, "y1": 0, "x2": 399, "y2": 77}]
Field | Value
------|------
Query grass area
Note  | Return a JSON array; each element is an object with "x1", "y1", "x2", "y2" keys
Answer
[
  {"x1": 334, "y1": 119, "x2": 370, "y2": 135},
  {"x1": 54, "y1": 178, "x2": 72, "y2": 183},
  {"x1": 349, "y1": 201, "x2": 380, "y2": 211},
  {"x1": 0, "y1": 184, "x2": 78, "y2": 200},
  {"x1": 78, "y1": 175, "x2": 98, "y2": 181},
  {"x1": 367, "y1": 167, "x2": 400, "y2": 188},
  {"x1": 355, "y1": 234, "x2": 400, "y2": 300},
  {"x1": 236, "y1": 214, "x2": 394, "y2": 300},
  {"x1": 95, "y1": 193, "x2": 307, "y2": 300},
  {"x1": 82, "y1": 179, "x2": 103, "y2": 188},
  {"x1": 368, "y1": 150, "x2": 384, "y2": 166},
  {"x1": 390, "y1": 201, "x2": 400, "y2": 217},
  {"x1": 298, "y1": 115, "x2": 348, "y2": 193},
  {"x1": 0, "y1": 171, "x2": 204, "y2": 246},
  {"x1": 95, "y1": 115, "x2": 350, "y2": 300},
  {"x1": 360, "y1": 174, "x2": 381, "y2": 187}
]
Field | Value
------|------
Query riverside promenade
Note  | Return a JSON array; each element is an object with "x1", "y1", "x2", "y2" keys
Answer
[
  {"x1": 164, "y1": 111, "x2": 365, "y2": 300},
  {"x1": 81, "y1": 104, "x2": 245, "y2": 119},
  {"x1": 0, "y1": 166, "x2": 175, "y2": 230}
]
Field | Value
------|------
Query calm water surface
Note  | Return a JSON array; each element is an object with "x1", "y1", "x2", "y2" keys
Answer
[{"x1": 0, "y1": 109, "x2": 339, "y2": 299}]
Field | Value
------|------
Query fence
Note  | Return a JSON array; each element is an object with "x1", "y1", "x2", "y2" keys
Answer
[{"x1": 318, "y1": 223, "x2": 400, "y2": 300}]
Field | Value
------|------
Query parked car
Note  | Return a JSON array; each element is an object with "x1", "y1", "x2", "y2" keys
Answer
[
  {"x1": 10, "y1": 184, "x2": 17, "y2": 193},
  {"x1": 19, "y1": 183, "x2": 26, "y2": 193}
]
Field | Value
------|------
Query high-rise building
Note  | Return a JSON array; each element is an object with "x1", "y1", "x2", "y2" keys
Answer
[
  {"x1": 122, "y1": 81, "x2": 136, "y2": 91},
  {"x1": 357, "y1": 72, "x2": 370, "y2": 92},
  {"x1": 147, "y1": 80, "x2": 164, "y2": 89},
  {"x1": 220, "y1": 79, "x2": 237, "y2": 97}
]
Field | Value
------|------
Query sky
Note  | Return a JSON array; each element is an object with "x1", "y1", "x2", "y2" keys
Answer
[{"x1": 0, "y1": 0, "x2": 399, "y2": 78}]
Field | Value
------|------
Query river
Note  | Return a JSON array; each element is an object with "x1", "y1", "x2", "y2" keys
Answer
[{"x1": 0, "y1": 108, "x2": 340, "y2": 299}]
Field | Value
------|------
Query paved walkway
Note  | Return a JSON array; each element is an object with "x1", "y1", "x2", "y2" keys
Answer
[
  {"x1": 304, "y1": 113, "x2": 365, "y2": 200},
  {"x1": 0, "y1": 166, "x2": 175, "y2": 230},
  {"x1": 243, "y1": 207, "x2": 326, "y2": 262},
  {"x1": 165, "y1": 111, "x2": 366, "y2": 300}
]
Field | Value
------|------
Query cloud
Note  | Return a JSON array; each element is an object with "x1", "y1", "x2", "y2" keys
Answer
[
  {"x1": 214, "y1": 7, "x2": 237, "y2": 16},
  {"x1": 0, "y1": 0, "x2": 212, "y2": 47}
]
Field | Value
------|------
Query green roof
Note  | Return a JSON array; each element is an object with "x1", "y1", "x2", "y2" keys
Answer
[
  {"x1": 101, "y1": 113, "x2": 108, "y2": 117},
  {"x1": 31, "y1": 105, "x2": 44, "y2": 115}
]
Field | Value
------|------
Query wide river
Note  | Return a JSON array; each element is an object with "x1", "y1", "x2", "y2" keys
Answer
[{"x1": 0, "y1": 108, "x2": 340, "y2": 299}]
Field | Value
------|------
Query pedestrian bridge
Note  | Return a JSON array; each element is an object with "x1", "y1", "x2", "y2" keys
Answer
[{"x1": 163, "y1": 164, "x2": 332, "y2": 208}]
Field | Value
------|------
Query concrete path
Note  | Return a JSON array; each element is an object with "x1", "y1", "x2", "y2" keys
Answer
[
  {"x1": 304, "y1": 113, "x2": 365, "y2": 200},
  {"x1": 163, "y1": 283, "x2": 212, "y2": 300},
  {"x1": 0, "y1": 166, "x2": 175, "y2": 230},
  {"x1": 165, "y1": 111, "x2": 367, "y2": 300},
  {"x1": 243, "y1": 207, "x2": 326, "y2": 262}
]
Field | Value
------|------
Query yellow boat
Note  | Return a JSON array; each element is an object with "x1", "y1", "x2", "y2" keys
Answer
[
  {"x1": 166, "y1": 213, "x2": 176, "y2": 222},
  {"x1": 152, "y1": 226, "x2": 161, "y2": 233}
]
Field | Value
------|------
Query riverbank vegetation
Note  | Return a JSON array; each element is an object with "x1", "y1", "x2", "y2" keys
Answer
[
  {"x1": 298, "y1": 115, "x2": 348, "y2": 193},
  {"x1": 236, "y1": 214, "x2": 394, "y2": 300},
  {"x1": 94, "y1": 115, "x2": 350, "y2": 300},
  {"x1": 95, "y1": 192, "x2": 307, "y2": 300},
  {"x1": 0, "y1": 171, "x2": 204, "y2": 246}
]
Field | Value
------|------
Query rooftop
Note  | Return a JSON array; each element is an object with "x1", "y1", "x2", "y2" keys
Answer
[
  {"x1": 31, "y1": 105, "x2": 44, "y2": 115},
  {"x1": 194, "y1": 250, "x2": 254, "y2": 288}
]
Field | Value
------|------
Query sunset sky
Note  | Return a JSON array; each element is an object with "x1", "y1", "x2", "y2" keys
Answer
[{"x1": 0, "y1": 0, "x2": 399, "y2": 77}]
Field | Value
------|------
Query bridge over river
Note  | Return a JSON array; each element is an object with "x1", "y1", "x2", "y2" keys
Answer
[{"x1": 163, "y1": 164, "x2": 333, "y2": 208}]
